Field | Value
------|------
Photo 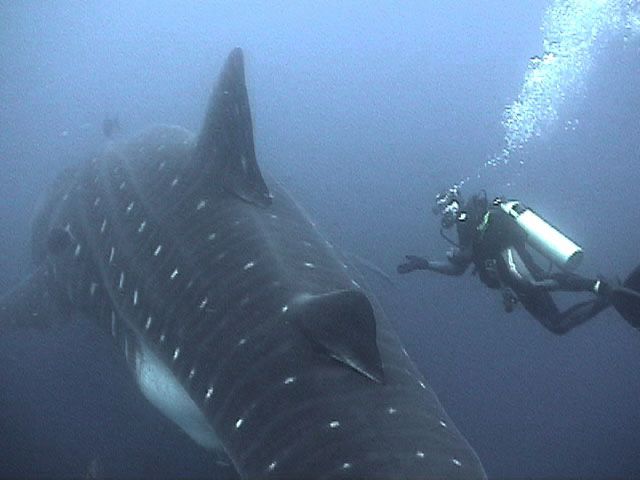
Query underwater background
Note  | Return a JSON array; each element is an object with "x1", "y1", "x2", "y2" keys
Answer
[{"x1": 1, "y1": 1, "x2": 639, "y2": 478}]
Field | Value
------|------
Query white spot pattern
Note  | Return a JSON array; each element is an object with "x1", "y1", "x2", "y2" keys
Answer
[
  {"x1": 138, "y1": 221, "x2": 146, "y2": 233},
  {"x1": 170, "y1": 268, "x2": 179, "y2": 280},
  {"x1": 154, "y1": 245, "x2": 162, "y2": 256},
  {"x1": 124, "y1": 336, "x2": 130, "y2": 362},
  {"x1": 111, "y1": 311, "x2": 116, "y2": 337}
]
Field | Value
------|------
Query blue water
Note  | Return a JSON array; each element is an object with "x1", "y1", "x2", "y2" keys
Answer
[{"x1": 1, "y1": 2, "x2": 639, "y2": 478}]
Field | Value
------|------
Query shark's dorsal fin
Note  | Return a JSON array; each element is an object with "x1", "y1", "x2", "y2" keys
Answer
[
  {"x1": 195, "y1": 47, "x2": 271, "y2": 206},
  {"x1": 290, "y1": 290, "x2": 385, "y2": 383}
]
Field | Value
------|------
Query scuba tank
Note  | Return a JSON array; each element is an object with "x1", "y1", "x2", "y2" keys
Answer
[{"x1": 497, "y1": 200, "x2": 584, "y2": 272}]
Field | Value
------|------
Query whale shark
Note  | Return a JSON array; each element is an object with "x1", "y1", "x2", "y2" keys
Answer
[{"x1": 0, "y1": 48, "x2": 486, "y2": 479}]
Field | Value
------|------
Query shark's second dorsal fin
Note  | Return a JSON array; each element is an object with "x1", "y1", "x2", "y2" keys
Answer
[
  {"x1": 195, "y1": 47, "x2": 271, "y2": 206},
  {"x1": 289, "y1": 290, "x2": 385, "y2": 383}
]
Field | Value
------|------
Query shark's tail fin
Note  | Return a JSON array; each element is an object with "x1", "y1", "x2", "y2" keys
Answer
[
  {"x1": 0, "y1": 266, "x2": 58, "y2": 330},
  {"x1": 610, "y1": 264, "x2": 640, "y2": 329}
]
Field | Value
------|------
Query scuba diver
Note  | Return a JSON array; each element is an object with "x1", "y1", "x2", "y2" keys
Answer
[{"x1": 397, "y1": 187, "x2": 640, "y2": 334}]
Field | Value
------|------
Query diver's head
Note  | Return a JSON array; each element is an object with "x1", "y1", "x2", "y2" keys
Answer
[
  {"x1": 468, "y1": 191, "x2": 489, "y2": 216},
  {"x1": 460, "y1": 190, "x2": 490, "y2": 228},
  {"x1": 432, "y1": 187, "x2": 462, "y2": 229}
]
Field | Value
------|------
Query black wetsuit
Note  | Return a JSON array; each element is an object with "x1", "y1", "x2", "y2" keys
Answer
[{"x1": 404, "y1": 200, "x2": 610, "y2": 335}]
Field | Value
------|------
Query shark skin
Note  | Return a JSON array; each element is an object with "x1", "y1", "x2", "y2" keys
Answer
[{"x1": 0, "y1": 48, "x2": 486, "y2": 479}]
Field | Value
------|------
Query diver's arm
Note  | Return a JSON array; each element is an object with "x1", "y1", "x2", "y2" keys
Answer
[
  {"x1": 397, "y1": 248, "x2": 471, "y2": 276},
  {"x1": 397, "y1": 255, "x2": 431, "y2": 274},
  {"x1": 425, "y1": 259, "x2": 469, "y2": 276},
  {"x1": 425, "y1": 247, "x2": 471, "y2": 276}
]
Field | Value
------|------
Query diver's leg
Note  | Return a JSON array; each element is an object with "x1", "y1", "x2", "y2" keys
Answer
[
  {"x1": 546, "y1": 301, "x2": 610, "y2": 334},
  {"x1": 497, "y1": 248, "x2": 610, "y2": 334},
  {"x1": 518, "y1": 287, "x2": 610, "y2": 335},
  {"x1": 503, "y1": 247, "x2": 601, "y2": 293},
  {"x1": 546, "y1": 272, "x2": 599, "y2": 293},
  {"x1": 548, "y1": 300, "x2": 610, "y2": 334}
]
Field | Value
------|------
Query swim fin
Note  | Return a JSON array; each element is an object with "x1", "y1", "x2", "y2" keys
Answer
[{"x1": 610, "y1": 265, "x2": 640, "y2": 329}]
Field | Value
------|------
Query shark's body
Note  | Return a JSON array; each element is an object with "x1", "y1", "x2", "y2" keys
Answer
[{"x1": 1, "y1": 49, "x2": 486, "y2": 479}]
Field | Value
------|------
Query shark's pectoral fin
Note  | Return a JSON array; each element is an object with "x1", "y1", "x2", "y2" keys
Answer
[
  {"x1": 0, "y1": 266, "x2": 62, "y2": 330},
  {"x1": 195, "y1": 47, "x2": 271, "y2": 207},
  {"x1": 290, "y1": 290, "x2": 385, "y2": 383}
]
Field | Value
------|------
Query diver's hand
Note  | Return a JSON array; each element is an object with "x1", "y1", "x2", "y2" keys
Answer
[{"x1": 397, "y1": 255, "x2": 430, "y2": 274}]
